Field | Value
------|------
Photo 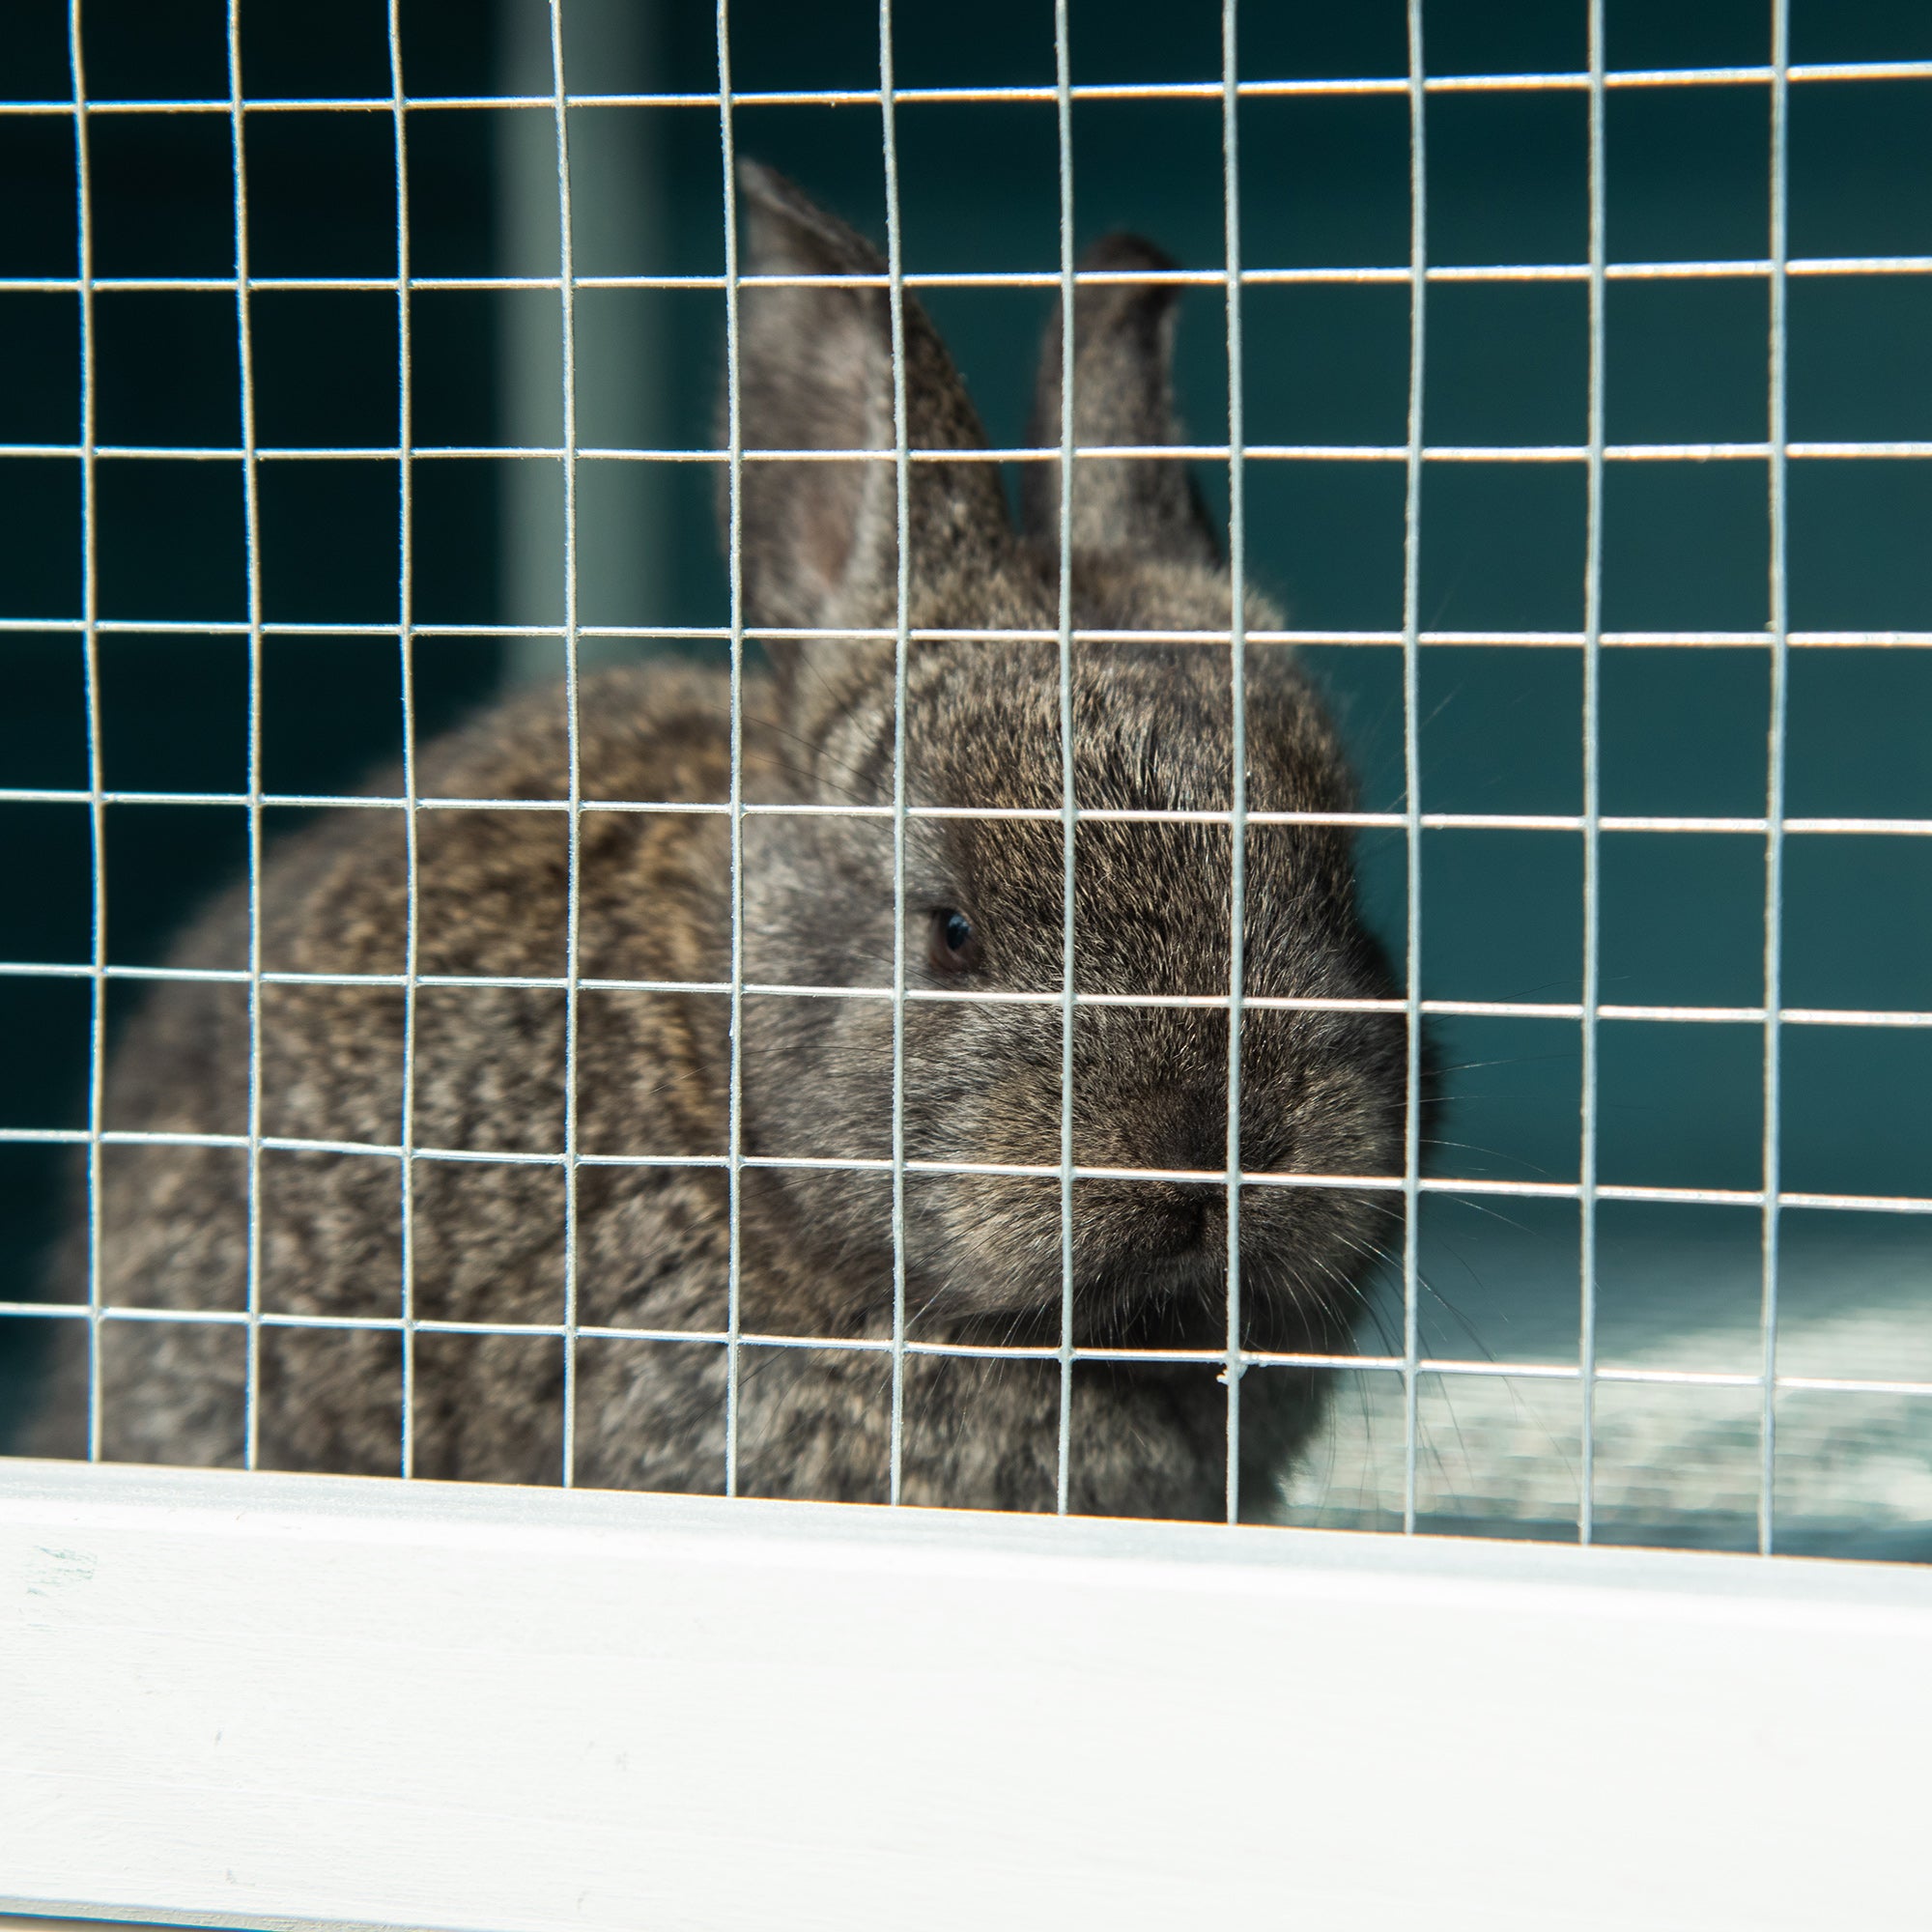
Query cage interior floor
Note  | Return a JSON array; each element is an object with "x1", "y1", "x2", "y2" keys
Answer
[{"x1": 1281, "y1": 1215, "x2": 1932, "y2": 1560}]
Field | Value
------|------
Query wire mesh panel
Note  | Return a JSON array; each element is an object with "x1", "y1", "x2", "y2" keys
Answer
[{"x1": 1, "y1": 0, "x2": 1929, "y2": 1559}]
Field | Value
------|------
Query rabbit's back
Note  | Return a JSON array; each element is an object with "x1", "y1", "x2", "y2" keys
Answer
[{"x1": 30, "y1": 663, "x2": 748, "y2": 1483}]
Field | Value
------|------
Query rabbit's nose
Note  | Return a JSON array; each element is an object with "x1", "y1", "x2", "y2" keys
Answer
[
  {"x1": 1140, "y1": 1092, "x2": 1293, "y2": 1177},
  {"x1": 1148, "y1": 1086, "x2": 1229, "y2": 1174},
  {"x1": 1144, "y1": 1185, "x2": 1215, "y2": 1259}
]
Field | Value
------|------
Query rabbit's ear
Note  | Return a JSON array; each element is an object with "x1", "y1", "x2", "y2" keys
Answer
[
  {"x1": 1021, "y1": 234, "x2": 1220, "y2": 567},
  {"x1": 726, "y1": 162, "x2": 1009, "y2": 647}
]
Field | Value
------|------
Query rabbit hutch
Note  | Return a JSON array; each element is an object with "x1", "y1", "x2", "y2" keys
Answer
[{"x1": 3, "y1": 0, "x2": 1930, "y2": 1926}]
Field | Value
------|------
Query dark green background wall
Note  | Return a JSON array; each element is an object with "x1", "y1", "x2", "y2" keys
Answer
[{"x1": 4, "y1": 0, "x2": 1929, "y2": 1431}]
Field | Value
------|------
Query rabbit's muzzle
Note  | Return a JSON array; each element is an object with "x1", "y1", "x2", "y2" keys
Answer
[{"x1": 905, "y1": 1006, "x2": 1401, "y2": 1350}]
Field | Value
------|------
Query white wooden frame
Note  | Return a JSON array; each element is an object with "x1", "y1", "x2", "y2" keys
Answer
[{"x1": 5, "y1": 1458, "x2": 1930, "y2": 1932}]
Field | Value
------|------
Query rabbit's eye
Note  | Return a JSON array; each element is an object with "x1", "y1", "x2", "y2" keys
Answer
[{"x1": 928, "y1": 908, "x2": 978, "y2": 973}]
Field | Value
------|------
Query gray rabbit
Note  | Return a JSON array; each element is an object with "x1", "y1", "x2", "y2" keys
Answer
[{"x1": 24, "y1": 164, "x2": 1405, "y2": 1520}]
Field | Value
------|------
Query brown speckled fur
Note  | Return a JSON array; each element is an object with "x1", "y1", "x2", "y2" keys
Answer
[{"x1": 24, "y1": 165, "x2": 1405, "y2": 1520}]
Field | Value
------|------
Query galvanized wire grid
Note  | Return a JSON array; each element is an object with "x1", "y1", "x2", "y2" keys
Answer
[{"x1": 5, "y1": 2, "x2": 1930, "y2": 1546}]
